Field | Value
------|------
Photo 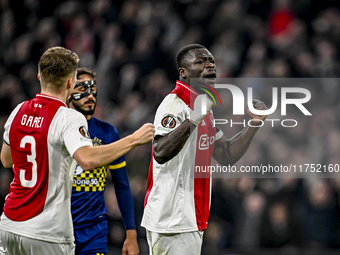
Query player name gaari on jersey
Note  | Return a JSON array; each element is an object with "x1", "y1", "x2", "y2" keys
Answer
[{"x1": 21, "y1": 114, "x2": 44, "y2": 128}]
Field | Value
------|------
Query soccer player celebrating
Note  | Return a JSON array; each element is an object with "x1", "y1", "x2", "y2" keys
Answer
[
  {"x1": 141, "y1": 44, "x2": 267, "y2": 255},
  {"x1": 69, "y1": 68, "x2": 139, "y2": 255},
  {"x1": 0, "y1": 47, "x2": 154, "y2": 255}
]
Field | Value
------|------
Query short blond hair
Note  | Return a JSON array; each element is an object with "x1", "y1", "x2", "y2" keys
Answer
[{"x1": 38, "y1": 46, "x2": 79, "y2": 88}]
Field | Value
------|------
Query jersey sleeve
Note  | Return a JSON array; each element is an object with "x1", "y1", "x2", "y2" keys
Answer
[
  {"x1": 3, "y1": 103, "x2": 24, "y2": 145},
  {"x1": 105, "y1": 126, "x2": 126, "y2": 169},
  {"x1": 106, "y1": 125, "x2": 136, "y2": 229},
  {"x1": 110, "y1": 167, "x2": 136, "y2": 230},
  {"x1": 154, "y1": 94, "x2": 188, "y2": 137},
  {"x1": 62, "y1": 109, "x2": 93, "y2": 157}
]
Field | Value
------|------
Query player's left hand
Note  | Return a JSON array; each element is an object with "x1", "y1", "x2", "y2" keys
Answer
[
  {"x1": 122, "y1": 229, "x2": 139, "y2": 255},
  {"x1": 247, "y1": 99, "x2": 267, "y2": 126}
]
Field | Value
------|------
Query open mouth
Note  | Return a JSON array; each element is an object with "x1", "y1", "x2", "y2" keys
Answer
[
  {"x1": 204, "y1": 73, "x2": 216, "y2": 80},
  {"x1": 204, "y1": 73, "x2": 216, "y2": 78}
]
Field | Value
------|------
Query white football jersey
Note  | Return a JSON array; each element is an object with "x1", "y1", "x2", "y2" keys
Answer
[
  {"x1": 142, "y1": 81, "x2": 217, "y2": 233},
  {"x1": 0, "y1": 94, "x2": 92, "y2": 244}
]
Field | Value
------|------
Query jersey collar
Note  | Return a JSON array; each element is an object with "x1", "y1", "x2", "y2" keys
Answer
[
  {"x1": 170, "y1": 80, "x2": 199, "y2": 109},
  {"x1": 36, "y1": 93, "x2": 67, "y2": 107}
]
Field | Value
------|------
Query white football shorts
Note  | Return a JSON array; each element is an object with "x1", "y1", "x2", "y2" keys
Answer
[
  {"x1": 0, "y1": 229, "x2": 75, "y2": 255},
  {"x1": 146, "y1": 230, "x2": 204, "y2": 255}
]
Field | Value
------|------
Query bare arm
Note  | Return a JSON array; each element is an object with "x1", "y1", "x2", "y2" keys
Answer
[
  {"x1": 1, "y1": 142, "x2": 12, "y2": 168},
  {"x1": 213, "y1": 125, "x2": 260, "y2": 166},
  {"x1": 122, "y1": 229, "x2": 139, "y2": 255},
  {"x1": 153, "y1": 119, "x2": 197, "y2": 164},
  {"x1": 74, "y1": 123, "x2": 155, "y2": 170},
  {"x1": 213, "y1": 99, "x2": 267, "y2": 166},
  {"x1": 154, "y1": 94, "x2": 215, "y2": 164}
]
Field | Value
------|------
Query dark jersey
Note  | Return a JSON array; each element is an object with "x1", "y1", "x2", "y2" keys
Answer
[{"x1": 71, "y1": 116, "x2": 135, "y2": 230}]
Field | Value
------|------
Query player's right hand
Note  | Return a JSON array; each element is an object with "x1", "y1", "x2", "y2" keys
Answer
[
  {"x1": 133, "y1": 123, "x2": 155, "y2": 145},
  {"x1": 188, "y1": 94, "x2": 215, "y2": 125}
]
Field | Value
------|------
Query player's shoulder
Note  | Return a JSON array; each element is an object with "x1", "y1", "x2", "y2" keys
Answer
[
  {"x1": 59, "y1": 106, "x2": 85, "y2": 118},
  {"x1": 57, "y1": 107, "x2": 88, "y2": 125},
  {"x1": 89, "y1": 116, "x2": 118, "y2": 134},
  {"x1": 4, "y1": 102, "x2": 26, "y2": 128},
  {"x1": 158, "y1": 93, "x2": 187, "y2": 110},
  {"x1": 155, "y1": 93, "x2": 189, "y2": 120},
  {"x1": 162, "y1": 93, "x2": 183, "y2": 103}
]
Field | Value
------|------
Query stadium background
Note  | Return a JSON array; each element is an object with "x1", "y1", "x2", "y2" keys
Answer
[{"x1": 1, "y1": 0, "x2": 340, "y2": 254}]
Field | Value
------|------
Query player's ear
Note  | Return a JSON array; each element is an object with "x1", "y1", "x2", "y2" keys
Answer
[
  {"x1": 179, "y1": 68, "x2": 187, "y2": 79},
  {"x1": 37, "y1": 73, "x2": 41, "y2": 80},
  {"x1": 66, "y1": 78, "x2": 72, "y2": 90}
]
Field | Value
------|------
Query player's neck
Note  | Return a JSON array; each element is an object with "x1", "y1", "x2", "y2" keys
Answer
[
  {"x1": 40, "y1": 88, "x2": 68, "y2": 103},
  {"x1": 85, "y1": 114, "x2": 92, "y2": 121}
]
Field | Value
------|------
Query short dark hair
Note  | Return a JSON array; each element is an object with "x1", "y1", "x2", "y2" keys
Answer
[
  {"x1": 77, "y1": 67, "x2": 96, "y2": 80},
  {"x1": 176, "y1": 44, "x2": 206, "y2": 69}
]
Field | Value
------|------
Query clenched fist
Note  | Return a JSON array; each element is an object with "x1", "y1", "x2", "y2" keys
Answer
[
  {"x1": 132, "y1": 123, "x2": 156, "y2": 145},
  {"x1": 247, "y1": 99, "x2": 267, "y2": 126}
]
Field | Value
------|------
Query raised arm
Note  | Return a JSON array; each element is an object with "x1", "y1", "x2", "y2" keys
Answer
[
  {"x1": 153, "y1": 94, "x2": 214, "y2": 164},
  {"x1": 153, "y1": 119, "x2": 196, "y2": 164},
  {"x1": 213, "y1": 99, "x2": 267, "y2": 166},
  {"x1": 74, "y1": 123, "x2": 155, "y2": 170}
]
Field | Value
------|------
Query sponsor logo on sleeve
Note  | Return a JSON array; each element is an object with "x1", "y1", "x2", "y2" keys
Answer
[
  {"x1": 161, "y1": 116, "x2": 176, "y2": 129},
  {"x1": 79, "y1": 126, "x2": 91, "y2": 138}
]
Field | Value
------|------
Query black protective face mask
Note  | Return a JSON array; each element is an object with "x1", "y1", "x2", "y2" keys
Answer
[
  {"x1": 70, "y1": 80, "x2": 98, "y2": 115},
  {"x1": 70, "y1": 80, "x2": 98, "y2": 101}
]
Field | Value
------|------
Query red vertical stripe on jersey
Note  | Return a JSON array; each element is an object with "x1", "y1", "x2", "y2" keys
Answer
[
  {"x1": 170, "y1": 81, "x2": 215, "y2": 231},
  {"x1": 5, "y1": 95, "x2": 65, "y2": 221},
  {"x1": 144, "y1": 150, "x2": 154, "y2": 207},
  {"x1": 194, "y1": 112, "x2": 215, "y2": 231}
]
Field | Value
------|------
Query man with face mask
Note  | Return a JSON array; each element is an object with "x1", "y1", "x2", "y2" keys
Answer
[{"x1": 69, "y1": 68, "x2": 139, "y2": 255}]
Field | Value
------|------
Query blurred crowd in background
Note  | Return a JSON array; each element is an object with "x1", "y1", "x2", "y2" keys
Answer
[{"x1": 1, "y1": 0, "x2": 340, "y2": 254}]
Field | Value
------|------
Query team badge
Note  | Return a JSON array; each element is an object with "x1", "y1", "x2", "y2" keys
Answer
[
  {"x1": 92, "y1": 137, "x2": 102, "y2": 146},
  {"x1": 79, "y1": 126, "x2": 90, "y2": 138},
  {"x1": 161, "y1": 116, "x2": 176, "y2": 128}
]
